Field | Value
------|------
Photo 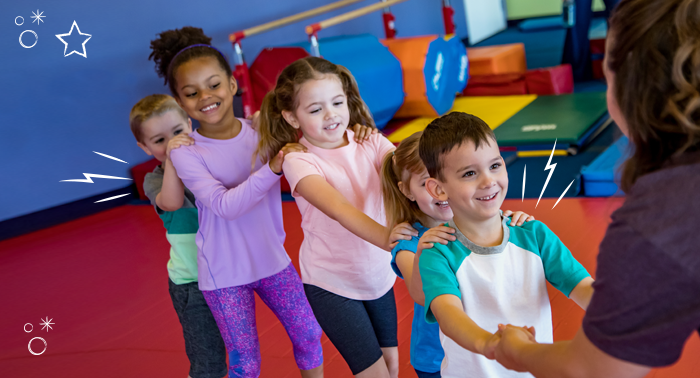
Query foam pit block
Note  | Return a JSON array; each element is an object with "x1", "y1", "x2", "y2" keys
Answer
[
  {"x1": 466, "y1": 43, "x2": 527, "y2": 76},
  {"x1": 581, "y1": 136, "x2": 629, "y2": 197},
  {"x1": 131, "y1": 158, "x2": 160, "y2": 201},
  {"x1": 525, "y1": 64, "x2": 574, "y2": 95}
]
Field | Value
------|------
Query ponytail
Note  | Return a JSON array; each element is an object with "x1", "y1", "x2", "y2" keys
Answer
[
  {"x1": 380, "y1": 132, "x2": 427, "y2": 228},
  {"x1": 255, "y1": 91, "x2": 300, "y2": 167}
]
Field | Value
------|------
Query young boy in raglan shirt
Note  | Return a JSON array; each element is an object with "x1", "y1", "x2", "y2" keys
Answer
[{"x1": 417, "y1": 112, "x2": 595, "y2": 378}]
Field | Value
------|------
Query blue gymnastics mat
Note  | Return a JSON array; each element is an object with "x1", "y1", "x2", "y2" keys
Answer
[{"x1": 580, "y1": 135, "x2": 629, "y2": 197}]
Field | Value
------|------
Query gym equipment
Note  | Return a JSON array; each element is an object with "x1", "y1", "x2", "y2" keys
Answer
[
  {"x1": 581, "y1": 136, "x2": 629, "y2": 196},
  {"x1": 387, "y1": 94, "x2": 537, "y2": 143},
  {"x1": 494, "y1": 92, "x2": 611, "y2": 155}
]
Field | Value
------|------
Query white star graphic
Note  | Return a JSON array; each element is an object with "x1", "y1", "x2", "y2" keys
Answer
[
  {"x1": 31, "y1": 10, "x2": 46, "y2": 25},
  {"x1": 55, "y1": 21, "x2": 92, "y2": 58},
  {"x1": 40, "y1": 317, "x2": 54, "y2": 332}
]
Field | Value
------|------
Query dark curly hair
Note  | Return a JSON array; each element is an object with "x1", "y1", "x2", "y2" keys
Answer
[{"x1": 149, "y1": 26, "x2": 232, "y2": 96}]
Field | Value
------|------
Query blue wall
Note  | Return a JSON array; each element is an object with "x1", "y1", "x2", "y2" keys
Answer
[{"x1": 1, "y1": 0, "x2": 467, "y2": 222}]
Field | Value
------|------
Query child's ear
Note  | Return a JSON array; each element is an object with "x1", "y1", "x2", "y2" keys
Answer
[
  {"x1": 186, "y1": 118, "x2": 193, "y2": 133},
  {"x1": 136, "y1": 142, "x2": 153, "y2": 156},
  {"x1": 281, "y1": 110, "x2": 300, "y2": 130},
  {"x1": 425, "y1": 178, "x2": 448, "y2": 201},
  {"x1": 229, "y1": 75, "x2": 238, "y2": 95},
  {"x1": 397, "y1": 181, "x2": 415, "y2": 201}
]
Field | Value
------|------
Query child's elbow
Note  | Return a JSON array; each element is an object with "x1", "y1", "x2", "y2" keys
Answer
[{"x1": 159, "y1": 202, "x2": 182, "y2": 212}]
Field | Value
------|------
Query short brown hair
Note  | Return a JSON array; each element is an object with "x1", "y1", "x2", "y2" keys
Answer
[
  {"x1": 609, "y1": 0, "x2": 700, "y2": 191},
  {"x1": 419, "y1": 112, "x2": 496, "y2": 181},
  {"x1": 129, "y1": 94, "x2": 188, "y2": 143}
]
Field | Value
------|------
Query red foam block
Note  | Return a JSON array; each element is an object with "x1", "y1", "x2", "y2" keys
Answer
[
  {"x1": 131, "y1": 158, "x2": 160, "y2": 201},
  {"x1": 462, "y1": 73, "x2": 528, "y2": 96},
  {"x1": 525, "y1": 64, "x2": 574, "y2": 95}
]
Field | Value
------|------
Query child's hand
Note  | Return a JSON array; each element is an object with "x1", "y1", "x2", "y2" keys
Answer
[
  {"x1": 269, "y1": 143, "x2": 308, "y2": 174},
  {"x1": 503, "y1": 210, "x2": 535, "y2": 226},
  {"x1": 247, "y1": 110, "x2": 261, "y2": 131},
  {"x1": 482, "y1": 331, "x2": 502, "y2": 360},
  {"x1": 389, "y1": 222, "x2": 419, "y2": 249},
  {"x1": 166, "y1": 134, "x2": 195, "y2": 160},
  {"x1": 498, "y1": 324, "x2": 536, "y2": 342},
  {"x1": 417, "y1": 226, "x2": 456, "y2": 256},
  {"x1": 352, "y1": 123, "x2": 378, "y2": 143}
]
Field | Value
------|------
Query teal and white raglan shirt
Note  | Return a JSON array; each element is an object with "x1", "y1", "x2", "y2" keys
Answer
[
  {"x1": 143, "y1": 165, "x2": 199, "y2": 285},
  {"x1": 420, "y1": 217, "x2": 590, "y2": 378}
]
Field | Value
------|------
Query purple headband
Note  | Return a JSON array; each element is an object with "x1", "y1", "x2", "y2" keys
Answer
[{"x1": 167, "y1": 44, "x2": 227, "y2": 74}]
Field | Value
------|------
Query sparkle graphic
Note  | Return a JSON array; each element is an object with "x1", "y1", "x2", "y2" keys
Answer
[
  {"x1": 536, "y1": 139, "x2": 559, "y2": 208},
  {"x1": 60, "y1": 173, "x2": 132, "y2": 183},
  {"x1": 31, "y1": 10, "x2": 45, "y2": 25},
  {"x1": 40, "y1": 317, "x2": 54, "y2": 332},
  {"x1": 94, "y1": 151, "x2": 128, "y2": 164},
  {"x1": 55, "y1": 21, "x2": 91, "y2": 58}
]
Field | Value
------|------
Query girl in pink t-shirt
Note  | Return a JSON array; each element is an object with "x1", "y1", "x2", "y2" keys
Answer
[{"x1": 257, "y1": 57, "x2": 411, "y2": 378}]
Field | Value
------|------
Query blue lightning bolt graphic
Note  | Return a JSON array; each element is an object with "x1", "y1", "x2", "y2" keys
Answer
[
  {"x1": 60, "y1": 173, "x2": 132, "y2": 183},
  {"x1": 536, "y1": 139, "x2": 558, "y2": 208}
]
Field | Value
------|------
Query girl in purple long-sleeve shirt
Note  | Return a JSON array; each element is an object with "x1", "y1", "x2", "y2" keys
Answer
[{"x1": 149, "y1": 27, "x2": 323, "y2": 378}]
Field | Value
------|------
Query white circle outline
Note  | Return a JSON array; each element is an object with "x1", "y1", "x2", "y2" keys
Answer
[
  {"x1": 15, "y1": 16, "x2": 24, "y2": 26},
  {"x1": 28, "y1": 337, "x2": 47, "y2": 356},
  {"x1": 24, "y1": 323, "x2": 33, "y2": 333},
  {"x1": 19, "y1": 30, "x2": 38, "y2": 49}
]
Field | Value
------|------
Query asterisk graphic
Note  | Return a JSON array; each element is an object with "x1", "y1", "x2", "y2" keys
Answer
[
  {"x1": 31, "y1": 10, "x2": 46, "y2": 25},
  {"x1": 40, "y1": 317, "x2": 54, "y2": 332}
]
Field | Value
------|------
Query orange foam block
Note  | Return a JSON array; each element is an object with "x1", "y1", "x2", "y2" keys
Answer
[{"x1": 467, "y1": 43, "x2": 526, "y2": 76}]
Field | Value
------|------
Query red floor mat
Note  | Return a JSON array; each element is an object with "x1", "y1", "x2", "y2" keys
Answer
[{"x1": 1, "y1": 198, "x2": 698, "y2": 377}]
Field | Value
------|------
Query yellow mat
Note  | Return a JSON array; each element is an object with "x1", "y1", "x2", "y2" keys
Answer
[{"x1": 387, "y1": 95, "x2": 538, "y2": 143}]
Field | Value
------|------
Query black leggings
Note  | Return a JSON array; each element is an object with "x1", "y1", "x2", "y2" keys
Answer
[{"x1": 304, "y1": 284, "x2": 398, "y2": 375}]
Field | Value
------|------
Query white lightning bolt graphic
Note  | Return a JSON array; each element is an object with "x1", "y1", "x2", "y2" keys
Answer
[
  {"x1": 552, "y1": 179, "x2": 576, "y2": 209},
  {"x1": 60, "y1": 173, "x2": 132, "y2": 183},
  {"x1": 95, "y1": 193, "x2": 131, "y2": 203},
  {"x1": 536, "y1": 139, "x2": 558, "y2": 208},
  {"x1": 93, "y1": 151, "x2": 128, "y2": 164},
  {"x1": 522, "y1": 165, "x2": 526, "y2": 202}
]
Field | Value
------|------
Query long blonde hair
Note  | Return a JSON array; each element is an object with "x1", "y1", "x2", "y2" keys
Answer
[
  {"x1": 380, "y1": 132, "x2": 428, "y2": 228},
  {"x1": 257, "y1": 57, "x2": 376, "y2": 163}
]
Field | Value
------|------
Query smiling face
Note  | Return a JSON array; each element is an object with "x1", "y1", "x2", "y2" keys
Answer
[
  {"x1": 402, "y1": 169, "x2": 453, "y2": 224},
  {"x1": 137, "y1": 110, "x2": 192, "y2": 163},
  {"x1": 281, "y1": 75, "x2": 351, "y2": 149},
  {"x1": 173, "y1": 56, "x2": 237, "y2": 127},
  {"x1": 426, "y1": 139, "x2": 507, "y2": 223}
]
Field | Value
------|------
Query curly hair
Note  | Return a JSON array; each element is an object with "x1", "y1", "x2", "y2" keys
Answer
[
  {"x1": 608, "y1": 0, "x2": 700, "y2": 191},
  {"x1": 256, "y1": 57, "x2": 376, "y2": 164},
  {"x1": 149, "y1": 26, "x2": 232, "y2": 96}
]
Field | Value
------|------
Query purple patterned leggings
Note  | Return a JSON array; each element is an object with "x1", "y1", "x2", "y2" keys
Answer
[{"x1": 202, "y1": 263, "x2": 323, "y2": 378}]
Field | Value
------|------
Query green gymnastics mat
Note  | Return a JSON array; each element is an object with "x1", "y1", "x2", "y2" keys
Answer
[{"x1": 494, "y1": 92, "x2": 609, "y2": 153}]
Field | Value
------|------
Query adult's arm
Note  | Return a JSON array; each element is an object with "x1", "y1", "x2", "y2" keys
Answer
[{"x1": 495, "y1": 326, "x2": 650, "y2": 378}]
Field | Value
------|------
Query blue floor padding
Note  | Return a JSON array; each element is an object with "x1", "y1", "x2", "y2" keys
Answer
[
  {"x1": 519, "y1": 16, "x2": 566, "y2": 32},
  {"x1": 580, "y1": 136, "x2": 629, "y2": 197},
  {"x1": 505, "y1": 123, "x2": 624, "y2": 200}
]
